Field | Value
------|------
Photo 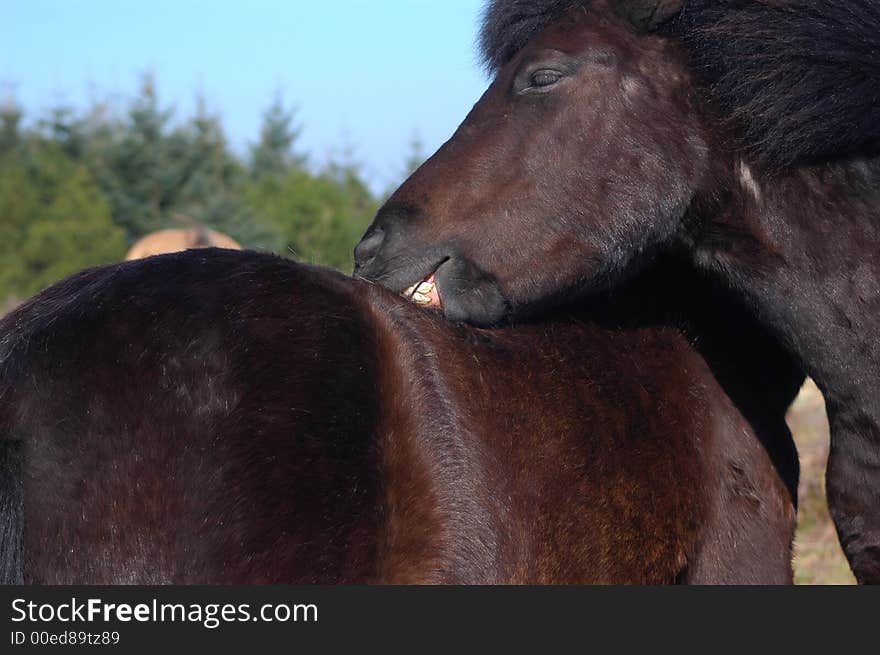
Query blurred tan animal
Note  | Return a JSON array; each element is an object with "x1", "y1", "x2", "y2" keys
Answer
[{"x1": 125, "y1": 226, "x2": 241, "y2": 261}]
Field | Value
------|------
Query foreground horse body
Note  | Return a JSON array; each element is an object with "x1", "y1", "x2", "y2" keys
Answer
[
  {"x1": 354, "y1": 0, "x2": 880, "y2": 581},
  {"x1": 0, "y1": 250, "x2": 798, "y2": 583}
]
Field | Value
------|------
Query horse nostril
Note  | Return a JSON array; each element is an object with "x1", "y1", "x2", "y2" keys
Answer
[{"x1": 353, "y1": 228, "x2": 385, "y2": 270}]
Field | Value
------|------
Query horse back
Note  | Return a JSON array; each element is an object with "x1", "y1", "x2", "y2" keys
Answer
[{"x1": 0, "y1": 250, "x2": 384, "y2": 583}]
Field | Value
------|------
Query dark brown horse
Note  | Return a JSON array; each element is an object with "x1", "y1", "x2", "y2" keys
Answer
[
  {"x1": 0, "y1": 249, "x2": 799, "y2": 583},
  {"x1": 353, "y1": 0, "x2": 880, "y2": 582}
]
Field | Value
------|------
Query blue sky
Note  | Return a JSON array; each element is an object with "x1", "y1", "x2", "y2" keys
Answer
[{"x1": 3, "y1": 0, "x2": 490, "y2": 191}]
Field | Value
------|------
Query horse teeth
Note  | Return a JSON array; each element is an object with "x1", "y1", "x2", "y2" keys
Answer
[
  {"x1": 402, "y1": 280, "x2": 436, "y2": 304},
  {"x1": 416, "y1": 281, "x2": 435, "y2": 295}
]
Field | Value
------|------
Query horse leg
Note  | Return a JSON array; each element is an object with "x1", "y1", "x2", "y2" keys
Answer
[{"x1": 825, "y1": 404, "x2": 880, "y2": 584}]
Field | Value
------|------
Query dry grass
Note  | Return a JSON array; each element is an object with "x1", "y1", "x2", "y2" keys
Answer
[{"x1": 786, "y1": 380, "x2": 855, "y2": 584}]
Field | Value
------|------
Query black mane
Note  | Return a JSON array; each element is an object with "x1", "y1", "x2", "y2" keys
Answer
[{"x1": 479, "y1": 0, "x2": 880, "y2": 169}]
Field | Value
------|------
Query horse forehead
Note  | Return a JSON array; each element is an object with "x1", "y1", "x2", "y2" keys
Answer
[
  {"x1": 528, "y1": 10, "x2": 621, "y2": 52},
  {"x1": 517, "y1": 6, "x2": 664, "y2": 70}
]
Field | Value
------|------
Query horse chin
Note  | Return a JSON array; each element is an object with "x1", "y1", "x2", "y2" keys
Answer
[
  {"x1": 439, "y1": 283, "x2": 509, "y2": 327},
  {"x1": 432, "y1": 257, "x2": 510, "y2": 327},
  {"x1": 392, "y1": 256, "x2": 509, "y2": 327}
]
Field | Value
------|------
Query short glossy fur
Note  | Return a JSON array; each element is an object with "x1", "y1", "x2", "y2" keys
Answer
[
  {"x1": 354, "y1": 0, "x2": 880, "y2": 582},
  {"x1": 0, "y1": 249, "x2": 799, "y2": 583}
]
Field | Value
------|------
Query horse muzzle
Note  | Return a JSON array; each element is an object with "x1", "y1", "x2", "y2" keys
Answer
[{"x1": 353, "y1": 232, "x2": 510, "y2": 327}]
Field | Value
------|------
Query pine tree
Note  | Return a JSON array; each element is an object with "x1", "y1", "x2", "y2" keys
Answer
[
  {"x1": 89, "y1": 73, "x2": 177, "y2": 239},
  {"x1": 0, "y1": 78, "x2": 388, "y2": 301},
  {"x1": 18, "y1": 166, "x2": 125, "y2": 295},
  {"x1": 0, "y1": 99, "x2": 22, "y2": 156},
  {"x1": 243, "y1": 140, "x2": 379, "y2": 271},
  {"x1": 0, "y1": 144, "x2": 125, "y2": 301},
  {"x1": 250, "y1": 94, "x2": 305, "y2": 178},
  {"x1": 40, "y1": 106, "x2": 86, "y2": 160}
]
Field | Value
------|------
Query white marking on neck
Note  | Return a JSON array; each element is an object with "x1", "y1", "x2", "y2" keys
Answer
[
  {"x1": 738, "y1": 161, "x2": 762, "y2": 203},
  {"x1": 621, "y1": 76, "x2": 641, "y2": 98}
]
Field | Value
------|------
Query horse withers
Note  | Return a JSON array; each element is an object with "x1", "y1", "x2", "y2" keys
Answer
[
  {"x1": 0, "y1": 249, "x2": 799, "y2": 583},
  {"x1": 354, "y1": 0, "x2": 880, "y2": 582}
]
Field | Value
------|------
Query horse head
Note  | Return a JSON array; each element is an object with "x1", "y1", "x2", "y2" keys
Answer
[{"x1": 354, "y1": 0, "x2": 709, "y2": 325}]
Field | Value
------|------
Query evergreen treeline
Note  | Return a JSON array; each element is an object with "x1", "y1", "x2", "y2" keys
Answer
[{"x1": 0, "y1": 76, "x2": 421, "y2": 306}]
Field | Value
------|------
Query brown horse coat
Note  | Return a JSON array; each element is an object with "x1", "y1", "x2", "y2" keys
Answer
[{"x1": 0, "y1": 250, "x2": 798, "y2": 583}]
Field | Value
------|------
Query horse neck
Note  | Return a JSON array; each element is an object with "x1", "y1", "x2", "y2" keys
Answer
[{"x1": 689, "y1": 159, "x2": 880, "y2": 412}]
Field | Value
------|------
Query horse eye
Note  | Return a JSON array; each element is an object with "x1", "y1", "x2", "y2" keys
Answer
[{"x1": 529, "y1": 69, "x2": 563, "y2": 88}]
